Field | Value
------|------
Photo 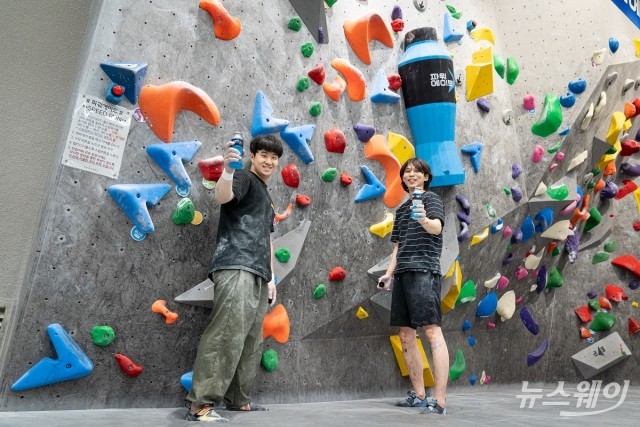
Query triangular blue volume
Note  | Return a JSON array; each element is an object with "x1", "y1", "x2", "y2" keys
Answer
[
  {"x1": 11, "y1": 324, "x2": 94, "y2": 391},
  {"x1": 281, "y1": 125, "x2": 316, "y2": 164},
  {"x1": 443, "y1": 13, "x2": 464, "y2": 44},
  {"x1": 147, "y1": 141, "x2": 202, "y2": 194},
  {"x1": 370, "y1": 69, "x2": 401, "y2": 104},
  {"x1": 108, "y1": 183, "x2": 172, "y2": 234},
  {"x1": 251, "y1": 91, "x2": 290, "y2": 137},
  {"x1": 99, "y1": 62, "x2": 148, "y2": 104},
  {"x1": 355, "y1": 165, "x2": 386, "y2": 202}
]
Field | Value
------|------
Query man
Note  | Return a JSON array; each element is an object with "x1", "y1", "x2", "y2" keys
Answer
[
  {"x1": 378, "y1": 158, "x2": 449, "y2": 415},
  {"x1": 186, "y1": 134, "x2": 283, "y2": 422}
]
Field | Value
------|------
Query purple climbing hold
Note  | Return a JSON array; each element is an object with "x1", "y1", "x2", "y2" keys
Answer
[
  {"x1": 621, "y1": 162, "x2": 640, "y2": 177},
  {"x1": 587, "y1": 290, "x2": 598, "y2": 299},
  {"x1": 600, "y1": 180, "x2": 618, "y2": 200},
  {"x1": 318, "y1": 26, "x2": 325, "y2": 44},
  {"x1": 520, "y1": 306, "x2": 539, "y2": 335},
  {"x1": 477, "y1": 97, "x2": 490, "y2": 112},
  {"x1": 527, "y1": 339, "x2": 548, "y2": 367},
  {"x1": 457, "y1": 211, "x2": 472, "y2": 225},
  {"x1": 458, "y1": 222, "x2": 469, "y2": 242},
  {"x1": 502, "y1": 252, "x2": 514, "y2": 266},
  {"x1": 536, "y1": 265, "x2": 547, "y2": 294},
  {"x1": 565, "y1": 230, "x2": 580, "y2": 263},
  {"x1": 455, "y1": 194, "x2": 471, "y2": 215},
  {"x1": 511, "y1": 186, "x2": 523, "y2": 203},
  {"x1": 511, "y1": 163, "x2": 522, "y2": 179},
  {"x1": 391, "y1": 5, "x2": 403, "y2": 20},
  {"x1": 629, "y1": 280, "x2": 640, "y2": 290},
  {"x1": 510, "y1": 227, "x2": 523, "y2": 244},
  {"x1": 353, "y1": 122, "x2": 376, "y2": 142}
]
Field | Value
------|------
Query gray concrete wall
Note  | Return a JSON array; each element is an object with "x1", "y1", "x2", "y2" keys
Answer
[{"x1": 1, "y1": 0, "x2": 639, "y2": 411}]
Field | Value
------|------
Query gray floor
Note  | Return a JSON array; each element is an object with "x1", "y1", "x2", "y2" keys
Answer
[{"x1": 0, "y1": 384, "x2": 638, "y2": 426}]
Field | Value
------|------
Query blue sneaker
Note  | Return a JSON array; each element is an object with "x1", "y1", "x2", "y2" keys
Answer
[
  {"x1": 395, "y1": 390, "x2": 437, "y2": 407},
  {"x1": 421, "y1": 403, "x2": 447, "y2": 415}
]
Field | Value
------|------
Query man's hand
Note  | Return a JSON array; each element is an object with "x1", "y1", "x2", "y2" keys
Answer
[
  {"x1": 377, "y1": 274, "x2": 393, "y2": 291},
  {"x1": 223, "y1": 140, "x2": 242, "y2": 173},
  {"x1": 268, "y1": 280, "x2": 277, "y2": 306}
]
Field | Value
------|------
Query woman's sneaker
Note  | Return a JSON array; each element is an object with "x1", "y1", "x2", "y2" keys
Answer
[
  {"x1": 395, "y1": 390, "x2": 437, "y2": 407},
  {"x1": 185, "y1": 405, "x2": 230, "y2": 423},
  {"x1": 421, "y1": 403, "x2": 447, "y2": 415}
]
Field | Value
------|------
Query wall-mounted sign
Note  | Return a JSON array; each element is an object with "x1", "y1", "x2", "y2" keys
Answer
[{"x1": 611, "y1": 0, "x2": 640, "y2": 30}]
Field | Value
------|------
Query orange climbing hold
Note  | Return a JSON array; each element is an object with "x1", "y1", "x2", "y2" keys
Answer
[
  {"x1": 579, "y1": 325, "x2": 592, "y2": 339},
  {"x1": 151, "y1": 299, "x2": 179, "y2": 324},
  {"x1": 139, "y1": 81, "x2": 220, "y2": 142},
  {"x1": 331, "y1": 58, "x2": 366, "y2": 102},
  {"x1": 323, "y1": 75, "x2": 347, "y2": 102},
  {"x1": 603, "y1": 160, "x2": 617, "y2": 177},
  {"x1": 624, "y1": 102, "x2": 637, "y2": 119},
  {"x1": 343, "y1": 12, "x2": 394, "y2": 65},
  {"x1": 611, "y1": 254, "x2": 640, "y2": 278},
  {"x1": 570, "y1": 194, "x2": 590, "y2": 226},
  {"x1": 363, "y1": 134, "x2": 404, "y2": 208},
  {"x1": 199, "y1": 0, "x2": 242, "y2": 41},
  {"x1": 263, "y1": 304, "x2": 290, "y2": 343},
  {"x1": 598, "y1": 296, "x2": 613, "y2": 310},
  {"x1": 593, "y1": 178, "x2": 605, "y2": 193}
]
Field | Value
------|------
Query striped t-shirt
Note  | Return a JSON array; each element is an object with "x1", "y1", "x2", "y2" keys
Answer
[{"x1": 390, "y1": 191, "x2": 445, "y2": 275}]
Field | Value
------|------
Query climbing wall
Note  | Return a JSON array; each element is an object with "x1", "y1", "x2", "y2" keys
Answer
[{"x1": 2, "y1": 0, "x2": 640, "y2": 411}]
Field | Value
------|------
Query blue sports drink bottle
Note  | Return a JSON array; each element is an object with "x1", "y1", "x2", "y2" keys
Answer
[{"x1": 229, "y1": 132, "x2": 244, "y2": 170}]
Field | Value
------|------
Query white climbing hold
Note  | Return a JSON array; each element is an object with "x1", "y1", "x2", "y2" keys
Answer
[{"x1": 580, "y1": 102, "x2": 594, "y2": 130}]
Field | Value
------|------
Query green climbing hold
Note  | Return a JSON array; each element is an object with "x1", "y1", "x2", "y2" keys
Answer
[
  {"x1": 321, "y1": 167, "x2": 338, "y2": 182},
  {"x1": 486, "y1": 203, "x2": 496, "y2": 218},
  {"x1": 605, "y1": 145, "x2": 618, "y2": 155},
  {"x1": 446, "y1": 4, "x2": 462, "y2": 19},
  {"x1": 309, "y1": 102, "x2": 322, "y2": 117},
  {"x1": 91, "y1": 325, "x2": 115, "y2": 347},
  {"x1": 503, "y1": 187, "x2": 511, "y2": 196},
  {"x1": 324, "y1": 0, "x2": 338, "y2": 7},
  {"x1": 551, "y1": 246, "x2": 560, "y2": 256},
  {"x1": 547, "y1": 141, "x2": 562, "y2": 153},
  {"x1": 455, "y1": 280, "x2": 476, "y2": 307},
  {"x1": 449, "y1": 349, "x2": 466, "y2": 381},
  {"x1": 531, "y1": 94, "x2": 563, "y2": 137},
  {"x1": 297, "y1": 76, "x2": 311, "y2": 92},
  {"x1": 589, "y1": 311, "x2": 616, "y2": 332},
  {"x1": 301, "y1": 42, "x2": 314, "y2": 57},
  {"x1": 604, "y1": 240, "x2": 617, "y2": 253},
  {"x1": 547, "y1": 267, "x2": 564, "y2": 288},
  {"x1": 588, "y1": 299, "x2": 600, "y2": 311},
  {"x1": 592, "y1": 251, "x2": 610, "y2": 264},
  {"x1": 584, "y1": 207, "x2": 602, "y2": 232},
  {"x1": 493, "y1": 54, "x2": 505, "y2": 79},
  {"x1": 288, "y1": 17, "x2": 302, "y2": 31},
  {"x1": 275, "y1": 248, "x2": 291, "y2": 263},
  {"x1": 506, "y1": 57, "x2": 519, "y2": 85},
  {"x1": 172, "y1": 198, "x2": 195, "y2": 225},
  {"x1": 546, "y1": 183, "x2": 569, "y2": 201},
  {"x1": 313, "y1": 284, "x2": 327, "y2": 299},
  {"x1": 587, "y1": 182, "x2": 596, "y2": 190},
  {"x1": 591, "y1": 168, "x2": 601, "y2": 176},
  {"x1": 261, "y1": 348, "x2": 279, "y2": 372}
]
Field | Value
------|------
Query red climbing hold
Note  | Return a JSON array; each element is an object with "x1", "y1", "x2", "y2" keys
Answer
[
  {"x1": 295, "y1": 194, "x2": 311, "y2": 206},
  {"x1": 611, "y1": 254, "x2": 640, "y2": 278},
  {"x1": 621, "y1": 139, "x2": 640, "y2": 156},
  {"x1": 329, "y1": 266, "x2": 346, "y2": 281},
  {"x1": 546, "y1": 242, "x2": 557, "y2": 254},
  {"x1": 281, "y1": 163, "x2": 300, "y2": 188},
  {"x1": 198, "y1": 156, "x2": 224, "y2": 182},
  {"x1": 391, "y1": 19, "x2": 404, "y2": 32},
  {"x1": 387, "y1": 74, "x2": 402, "y2": 92},
  {"x1": 633, "y1": 98, "x2": 640, "y2": 117},
  {"x1": 324, "y1": 128, "x2": 347, "y2": 153},
  {"x1": 115, "y1": 353, "x2": 143, "y2": 377},
  {"x1": 340, "y1": 172, "x2": 353, "y2": 186},
  {"x1": 629, "y1": 317, "x2": 640, "y2": 335},
  {"x1": 598, "y1": 296, "x2": 613, "y2": 310},
  {"x1": 574, "y1": 305, "x2": 592, "y2": 323},
  {"x1": 111, "y1": 84, "x2": 125, "y2": 97},
  {"x1": 605, "y1": 283, "x2": 627, "y2": 302},
  {"x1": 616, "y1": 179, "x2": 638, "y2": 200},
  {"x1": 634, "y1": 221, "x2": 640, "y2": 231},
  {"x1": 308, "y1": 62, "x2": 326, "y2": 85}
]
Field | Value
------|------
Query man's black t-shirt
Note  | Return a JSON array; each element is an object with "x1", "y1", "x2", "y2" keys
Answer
[{"x1": 209, "y1": 169, "x2": 275, "y2": 282}]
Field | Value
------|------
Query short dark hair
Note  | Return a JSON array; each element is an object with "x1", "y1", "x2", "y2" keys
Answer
[
  {"x1": 250, "y1": 134, "x2": 283, "y2": 158},
  {"x1": 399, "y1": 158, "x2": 432, "y2": 193}
]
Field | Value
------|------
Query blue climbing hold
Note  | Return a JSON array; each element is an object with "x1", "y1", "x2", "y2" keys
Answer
[
  {"x1": 469, "y1": 373, "x2": 477, "y2": 385},
  {"x1": 534, "y1": 208, "x2": 554, "y2": 233},
  {"x1": 353, "y1": 122, "x2": 376, "y2": 142},
  {"x1": 108, "y1": 183, "x2": 172, "y2": 234},
  {"x1": 461, "y1": 142, "x2": 483, "y2": 173},
  {"x1": 558, "y1": 127, "x2": 570, "y2": 136},
  {"x1": 281, "y1": 124, "x2": 316, "y2": 164},
  {"x1": 443, "y1": 13, "x2": 464, "y2": 44},
  {"x1": 99, "y1": 62, "x2": 148, "y2": 104},
  {"x1": 11, "y1": 324, "x2": 93, "y2": 391},
  {"x1": 475, "y1": 291, "x2": 498, "y2": 318},
  {"x1": 490, "y1": 218, "x2": 503, "y2": 234},
  {"x1": 355, "y1": 165, "x2": 386, "y2": 202},
  {"x1": 147, "y1": 141, "x2": 202, "y2": 196},
  {"x1": 609, "y1": 37, "x2": 619, "y2": 53},
  {"x1": 536, "y1": 265, "x2": 547, "y2": 294},
  {"x1": 251, "y1": 91, "x2": 290, "y2": 137},
  {"x1": 370, "y1": 69, "x2": 401, "y2": 104},
  {"x1": 468, "y1": 335, "x2": 476, "y2": 347},
  {"x1": 568, "y1": 78, "x2": 587, "y2": 94},
  {"x1": 527, "y1": 339, "x2": 548, "y2": 366},
  {"x1": 180, "y1": 371, "x2": 193, "y2": 392},
  {"x1": 559, "y1": 92, "x2": 576, "y2": 108},
  {"x1": 462, "y1": 319, "x2": 471, "y2": 332},
  {"x1": 520, "y1": 215, "x2": 535, "y2": 242},
  {"x1": 520, "y1": 306, "x2": 539, "y2": 335}
]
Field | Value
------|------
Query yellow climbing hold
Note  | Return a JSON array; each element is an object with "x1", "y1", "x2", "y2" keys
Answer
[
  {"x1": 441, "y1": 260, "x2": 462, "y2": 313},
  {"x1": 389, "y1": 335, "x2": 435, "y2": 386},
  {"x1": 634, "y1": 37, "x2": 640, "y2": 57},
  {"x1": 633, "y1": 187, "x2": 640, "y2": 214},
  {"x1": 356, "y1": 307, "x2": 369, "y2": 319},
  {"x1": 466, "y1": 62, "x2": 493, "y2": 101},
  {"x1": 191, "y1": 211, "x2": 204, "y2": 225},
  {"x1": 597, "y1": 140, "x2": 621, "y2": 170},
  {"x1": 605, "y1": 111, "x2": 626, "y2": 145},
  {"x1": 369, "y1": 212, "x2": 394, "y2": 238},
  {"x1": 624, "y1": 118, "x2": 632, "y2": 131},
  {"x1": 472, "y1": 46, "x2": 492, "y2": 63},
  {"x1": 470, "y1": 26, "x2": 495, "y2": 44},
  {"x1": 470, "y1": 227, "x2": 489, "y2": 245},
  {"x1": 388, "y1": 132, "x2": 415, "y2": 165},
  {"x1": 632, "y1": 301, "x2": 639, "y2": 308}
]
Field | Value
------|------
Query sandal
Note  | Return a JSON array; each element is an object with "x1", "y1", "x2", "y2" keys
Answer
[{"x1": 225, "y1": 402, "x2": 268, "y2": 411}]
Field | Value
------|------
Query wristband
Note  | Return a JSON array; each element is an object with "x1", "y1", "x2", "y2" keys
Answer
[{"x1": 221, "y1": 169, "x2": 234, "y2": 181}]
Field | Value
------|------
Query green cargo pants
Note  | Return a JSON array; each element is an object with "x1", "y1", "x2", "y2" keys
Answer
[{"x1": 186, "y1": 269, "x2": 269, "y2": 407}]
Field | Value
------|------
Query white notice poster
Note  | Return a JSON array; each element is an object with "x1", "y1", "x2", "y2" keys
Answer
[{"x1": 61, "y1": 95, "x2": 132, "y2": 178}]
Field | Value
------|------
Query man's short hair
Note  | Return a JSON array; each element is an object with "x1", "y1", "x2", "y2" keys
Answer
[
  {"x1": 250, "y1": 134, "x2": 284, "y2": 157},
  {"x1": 399, "y1": 157, "x2": 433, "y2": 192}
]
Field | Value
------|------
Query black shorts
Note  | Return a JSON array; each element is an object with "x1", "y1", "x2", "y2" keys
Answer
[{"x1": 390, "y1": 270, "x2": 442, "y2": 329}]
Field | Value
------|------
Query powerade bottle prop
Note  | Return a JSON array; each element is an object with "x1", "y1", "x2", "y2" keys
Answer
[
  {"x1": 398, "y1": 27, "x2": 465, "y2": 187},
  {"x1": 229, "y1": 132, "x2": 244, "y2": 170},
  {"x1": 410, "y1": 187, "x2": 424, "y2": 219}
]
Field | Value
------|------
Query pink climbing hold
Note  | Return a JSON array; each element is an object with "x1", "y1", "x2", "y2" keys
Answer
[
  {"x1": 503, "y1": 225, "x2": 512, "y2": 238},
  {"x1": 515, "y1": 296, "x2": 524, "y2": 304},
  {"x1": 497, "y1": 275, "x2": 510, "y2": 290},
  {"x1": 532, "y1": 144, "x2": 544, "y2": 163},
  {"x1": 556, "y1": 151, "x2": 565, "y2": 161},
  {"x1": 515, "y1": 265, "x2": 528, "y2": 280},
  {"x1": 523, "y1": 94, "x2": 536, "y2": 112},
  {"x1": 487, "y1": 322, "x2": 496, "y2": 330},
  {"x1": 548, "y1": 163, "x2": 558, "y2": 171}
]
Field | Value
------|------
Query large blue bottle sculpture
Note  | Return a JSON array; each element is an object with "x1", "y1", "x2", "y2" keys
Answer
[{"x1": 398, "y1": 27, "x2": 465, "y2": 187}]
